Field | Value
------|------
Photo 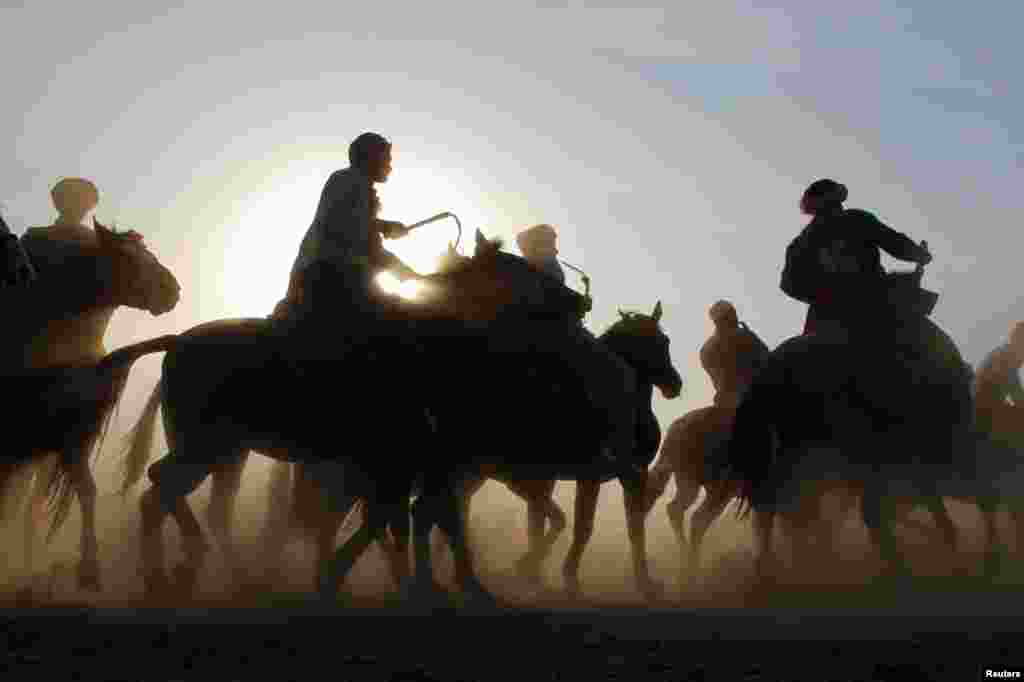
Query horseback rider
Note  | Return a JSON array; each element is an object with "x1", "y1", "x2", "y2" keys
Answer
[
  {"x1": 1, "y1": 210, "x2": 37, "y2": 287},
  {"x1": 516, "y1": 223, "x2": 592, "y2": 319},
  {"x1": 272, "y1": 132, "x2": 421, "y2": 358},
  {"x1": 514, "y1": 222, "x2": 638, "y2": 467},
  {"x1": 700, "y1": 300, "x2": 770, "y2": 410},
  {"x1": 974, "y1": 321, "x2": 1024, "y2": 445},
  {"x1": 19, "y1": 178, "x2": 145, "y2": 366},
  {"x1": 780, "y1": 179, "x2": 932, "y2": 338}
]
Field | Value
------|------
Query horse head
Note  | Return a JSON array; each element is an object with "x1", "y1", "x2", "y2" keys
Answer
[
  {"x1": 94, "y1": 219, "x2": 181, "y2": 316},
  {"x1": 603, "y1": 300, "x2": 683, "y2": 399}
]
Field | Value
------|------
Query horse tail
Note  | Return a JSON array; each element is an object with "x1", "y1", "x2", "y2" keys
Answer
[
  {"x1": 727, "y1": 381, "x2": 776, "y2": 521},
  {"x1": 119, "y1": 379, "x2": 164, "y2": 496}
]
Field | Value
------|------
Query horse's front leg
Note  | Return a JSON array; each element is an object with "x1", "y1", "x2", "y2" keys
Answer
[
  {"x1": 561, "y1": 479, "x2": 600, "y2": 600},
  {"x1": 621, "y1": 471, "x2": 663, "y2": 602},
  {"x1": 66, "y1": 450, "x2": 102, "y2": 591}
]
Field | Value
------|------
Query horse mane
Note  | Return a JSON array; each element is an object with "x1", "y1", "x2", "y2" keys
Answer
[{"x1": 602, "y1": 310, "x2": 659, "y2": 337}]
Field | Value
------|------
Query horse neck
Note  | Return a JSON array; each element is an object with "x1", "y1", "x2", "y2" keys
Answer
[{"x1": 5, "y1": 243, "x2": 121, "y2": 369}]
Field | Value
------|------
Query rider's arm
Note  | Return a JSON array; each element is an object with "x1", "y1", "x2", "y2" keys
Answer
[{"x1": 851, "y1": 209, "x2": 930, "y2": 264}]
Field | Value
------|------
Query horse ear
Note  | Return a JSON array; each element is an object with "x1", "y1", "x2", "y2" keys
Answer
[
  {"x1": 618, "y1": 308, "x2": 627, "y2": 320},
  {"x1": 652, "y1": 301, "x2": 663, "y2": 322},
  {"x1": 474, "y1": 228, "x2": 485, "y2": 246}
]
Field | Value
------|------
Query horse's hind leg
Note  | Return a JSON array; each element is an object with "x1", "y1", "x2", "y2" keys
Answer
[
  {"x1": 140, "y1": 451, "x2": 214, "y2": 597},
  {"x1": 687, "y1": 482, "x2": 733, "y2": 589}
]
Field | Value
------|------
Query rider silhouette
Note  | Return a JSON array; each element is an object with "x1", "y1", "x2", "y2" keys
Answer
[
  {"x1": 514, "y1": 223, "x2": 638, "y2": 467},
  {"x1": 974, "y1": 321, "x2": 1024, "y2": 443},
  {"x1": 700, "y1": 300, "x2": 769, "y2": 410},
  {"x1": 780, "y1": 179, "x2": 932, "y2": 337},
  {"x1": 516, "y1": 223, "x2": 591, "y2": 318},
  {"x1": 274, "y1": 133, "x2": 419, "y2": 357}
]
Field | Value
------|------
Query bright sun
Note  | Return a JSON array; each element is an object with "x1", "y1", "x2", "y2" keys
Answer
[{"x1": 221, "y1": 162, "x2": 490, "y2": 316}]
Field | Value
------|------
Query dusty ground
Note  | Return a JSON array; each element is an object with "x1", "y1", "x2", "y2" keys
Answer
[
  {"x1": 1, "y1": 588, "x2": 1022, "y2": 681},
  {"x1": 2, "y1": 472, "x2": 1022, "y2": 680}
]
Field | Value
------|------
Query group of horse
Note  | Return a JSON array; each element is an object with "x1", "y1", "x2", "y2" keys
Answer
[{"x1": 1, "y1": 219, "x2": 1022, "y2": 610}]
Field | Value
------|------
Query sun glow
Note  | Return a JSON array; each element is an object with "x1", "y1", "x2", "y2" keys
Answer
[
  {"x1": 221, "y1": 160, "x2": 489, "y2": 316},
  {"x1": 376, "y1": 271, "x2": 427, "y2": 300}
]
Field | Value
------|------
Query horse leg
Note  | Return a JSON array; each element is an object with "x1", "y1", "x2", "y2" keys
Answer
[
  {"x1": 380, "y1": 498, "x2": 411, "y2": 591},
  {"x1": 978, "y1": 495, "x2": 1005, "y2": 578},
  {"x1": 921, "y1": 492, "x2": 960, "y2": 563},
  {"x1": 664, "y1": 468, "x2": 699, "y2": 590},
  {"x1": 687, "y1": 482, "x2": 732, "y2": 590},
  {"x1": 561, "y1": 480, "x2": 600, "y2": 600},
  {"x1": 411, "y1": 492, "x2": 447, "y2": 600},
  {"x1": 503, "y1": 479, "x2": 549, "y2": 583},
  {"x1": 64, "y1": 450, "x2": 102, "y2": 591},
  {"x1": 434, "y1": 485, "x2": 495, "y2": 607},
  {"x1": 140, "y1": 451, "x2": 214, "y2": 597},
  {"x1": 861, "y1": 483, "x2": 909, "y2": 578},
  {"x1": 318, "y1": 499, "x2": 388, "y2": 603},
  {"x1": 206, "y1": 452, "x2": 248, "y2": 587},
  {"x1": 521, "y1": 481, "x2": 566, "y2": 584},
  {"x1": 624, "y1": 471, "x2": 663, "y2": 601}
]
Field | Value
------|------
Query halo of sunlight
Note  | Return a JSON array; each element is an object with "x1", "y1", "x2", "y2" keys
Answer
[
  {"x1": 376, "y1": 164, "x2": 491, "y2": 274},
  {"x1": 221, "y1": 162, "x2": 490, "y2": 314}
]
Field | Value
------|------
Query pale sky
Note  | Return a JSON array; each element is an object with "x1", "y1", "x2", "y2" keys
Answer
[{"x1": 4, "y1": 1, "x2": 1022, "y2": 444}]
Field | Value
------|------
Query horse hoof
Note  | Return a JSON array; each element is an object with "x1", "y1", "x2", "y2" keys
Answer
[{"x1": 77, "y1": 561, "x2": 102, "y2": 592}]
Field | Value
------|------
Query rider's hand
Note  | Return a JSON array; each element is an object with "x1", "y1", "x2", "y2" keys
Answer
[
  {"x1": 382, "y1": 221, "x2": 409, "y2": 239},
  {"x1": 917, "y1": 240, "x2": 932, "y2": 266}
]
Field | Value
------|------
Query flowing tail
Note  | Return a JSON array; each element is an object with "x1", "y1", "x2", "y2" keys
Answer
[
  {"x1": 43, "y1": 334, "x2": 179, "y2": 539},
  {"x1": 727, "y1": 380, "x2": 776, "y2": 521},
  {"x1": 119, "y1": 379, "x2": 164, "y2": 496}
]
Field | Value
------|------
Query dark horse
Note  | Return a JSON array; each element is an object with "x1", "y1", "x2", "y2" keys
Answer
[
  {"x1": 123, "y1": 230, "x2": 607, "y2": 604},
  {"x1": 725, "y1": 291, "x2": 978, "y2": 582},
  {"x1": 273, "y1": 302, "x2": 682, "y2": 601},
  {"x1": 1, "y1": 219, "x2": 180, "y2": 590}
]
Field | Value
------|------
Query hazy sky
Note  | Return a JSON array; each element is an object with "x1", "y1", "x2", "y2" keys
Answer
[{"x1": 4, "y1": 1, "x2": 1022, "y2": 436}]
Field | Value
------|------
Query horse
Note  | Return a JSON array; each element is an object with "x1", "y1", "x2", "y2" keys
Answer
[
  {"x1": 724, "y1": 310, "x2": 978, "y2": 584},
  {"x1": 263, "y1": 302, "x2": 683, "y2": 600},
  {"x1": 1, "y1": 219, "x2": 180, "y2": 590},
  {"x1": 120, "y1": 230, "x2": 594, "y2": 604}
]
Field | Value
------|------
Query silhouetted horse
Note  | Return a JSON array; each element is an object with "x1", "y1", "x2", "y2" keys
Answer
[
  {"x1": 279, "y1": 303, "x2": 683, "y2": 600},
  {"x1": 122, "y1": 231, "x2": 602, "y2": 604},
  {"x1": 0, "y1": 219, "x2": 180, "y2": 589},
  {"x1": 725, "y1": 307, "x2": 976, "y2": 582}
]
